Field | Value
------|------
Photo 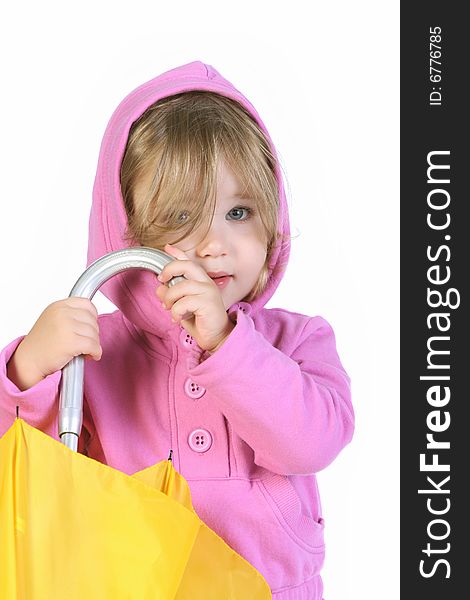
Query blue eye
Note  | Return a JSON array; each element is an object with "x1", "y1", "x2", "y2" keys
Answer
[{"x1": 227, "y1": 207, "x2": 252, "y2": 221}]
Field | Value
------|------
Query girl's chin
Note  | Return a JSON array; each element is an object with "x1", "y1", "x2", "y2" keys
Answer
[{"x1": 221, "y1": 293, "x2": 236, "y2": 311}]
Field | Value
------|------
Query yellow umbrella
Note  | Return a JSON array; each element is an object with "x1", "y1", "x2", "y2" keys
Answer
[
  {"x1": 0, "y1": 248, "x2": 271, "y2": 599},
  {"x1": 0, "y1": 418, "x2": 270, "y2": 598}
]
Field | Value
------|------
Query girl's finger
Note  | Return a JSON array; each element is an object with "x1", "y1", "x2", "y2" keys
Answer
[
  {"x1": 158, "y1": 257, "x2": 210, "y2": 284},
  {"x1": 71, "y1": 320, "x2": 100, "y2": 338},
  {"x1": 170, "y1": 295, "x2": 205, "y2": 323},
  {"x1": 161, "y1": 280, "x2": 210, "y2": 309},
  {"x1": 69, "y1": 310, "x2": 100, "y2": 335},
  {"x1": 164, "y1": 243, "x2": 188, "y2": 260}
]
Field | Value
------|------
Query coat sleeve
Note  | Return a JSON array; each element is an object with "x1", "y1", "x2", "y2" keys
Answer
[
  {"x1": 187, "y1": 309, "x2": 354, "y2": 476},
  {"x1": 0, "y1": 336, "x2": 94, "y2": 454}
]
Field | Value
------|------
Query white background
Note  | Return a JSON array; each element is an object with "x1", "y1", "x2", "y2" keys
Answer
[{"x1": 0, "y1": 1, "x2": 399, "y2": 598}]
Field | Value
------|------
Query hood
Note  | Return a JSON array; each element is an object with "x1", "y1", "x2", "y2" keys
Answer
[{"x1": 87, "y1": 61, "x2": 291, "y2": 338}]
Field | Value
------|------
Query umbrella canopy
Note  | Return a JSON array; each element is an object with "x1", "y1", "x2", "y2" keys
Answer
[{"x1": 0, "y1": 417, "x2": 271, "y2": 598}]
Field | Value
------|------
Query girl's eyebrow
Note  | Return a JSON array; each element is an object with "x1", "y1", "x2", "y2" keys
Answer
[{"x1": 232, "y1": 192, "x2": 254, "y2": 201}]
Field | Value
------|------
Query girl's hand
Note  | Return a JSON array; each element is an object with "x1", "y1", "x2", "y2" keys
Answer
[
  {"x1": 6, "y1": 298, "x2": 102, "y2": 391},
  {"x1": 156, "y1": 244, "x2": 234, "y2": 353}
]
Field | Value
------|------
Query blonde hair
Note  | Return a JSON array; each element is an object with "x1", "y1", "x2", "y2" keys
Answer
[{"x1": 120, "y1": 90, "x2": 282, "y2": 302}]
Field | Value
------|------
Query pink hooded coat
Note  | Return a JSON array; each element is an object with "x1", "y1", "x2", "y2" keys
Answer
[{"x1": 0, "y1": 61, "x2": 354, "y2": 599}]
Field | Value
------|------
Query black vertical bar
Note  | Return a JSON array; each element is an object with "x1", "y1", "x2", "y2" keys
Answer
[{"x1": 401, "y1": 2, "x2": 467, "y2": 596}]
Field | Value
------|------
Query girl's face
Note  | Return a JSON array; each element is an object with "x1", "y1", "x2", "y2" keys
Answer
[{"x1": 134, "y1": 160, "x2": 268, "y2": 309}]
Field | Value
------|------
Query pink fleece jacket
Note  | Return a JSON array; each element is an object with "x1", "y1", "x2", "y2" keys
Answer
[{"x1": 0, "y1": 61, "x2": 354, "y2": 599}]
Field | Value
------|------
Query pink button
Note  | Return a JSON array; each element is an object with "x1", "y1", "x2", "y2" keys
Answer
[
  {"x1": 179, "y1": 330, "x2": 195, "y2": 349},
  {"x1": 184, "y1": 378, "x2": 206, "y2": 399},
  {"x1": 228, "y1": 301, "x2": 251, "y2": 318},
  {"x1": 188, "y1": 429, "x2": 213, "y2": 453},
  {"x1": 237, "y1": 302, "x2": 251, "y2": 314}
]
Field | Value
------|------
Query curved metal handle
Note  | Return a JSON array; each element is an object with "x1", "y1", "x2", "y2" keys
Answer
[{"x1": 58, "y1": 247, "x2": 184, "y2": 451}]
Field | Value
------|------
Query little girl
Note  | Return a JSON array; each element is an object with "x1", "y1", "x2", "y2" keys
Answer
[{"x1": 0, "y1": 61, "x2": 354, "y2": 599}]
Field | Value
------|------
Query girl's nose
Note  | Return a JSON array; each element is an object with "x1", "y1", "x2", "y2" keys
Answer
[{"x1": 195, "y1": 223, "x2": 228, "y2": 258}]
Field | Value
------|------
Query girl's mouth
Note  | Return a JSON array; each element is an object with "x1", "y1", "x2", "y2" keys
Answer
[{"x1": 208, "y1": 274, "x2": 233, "y2": 289}]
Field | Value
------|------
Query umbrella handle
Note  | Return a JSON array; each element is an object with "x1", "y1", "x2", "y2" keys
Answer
[{"x1": 58, "y1": 247, "x2": 185, "y2": 452}]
